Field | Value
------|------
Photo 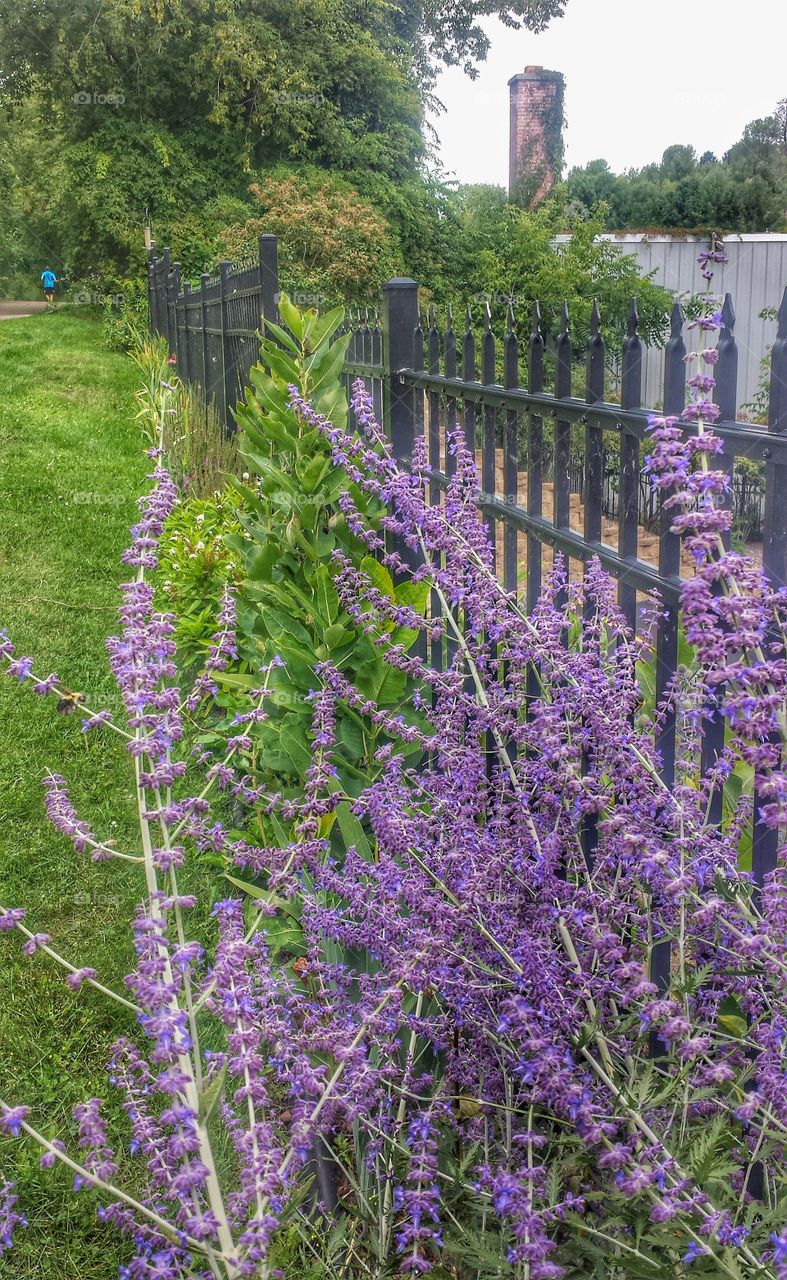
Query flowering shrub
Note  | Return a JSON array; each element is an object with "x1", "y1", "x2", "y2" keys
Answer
[{"x1": 0, "y1": 247, "x2": 786, "y2": 1278}]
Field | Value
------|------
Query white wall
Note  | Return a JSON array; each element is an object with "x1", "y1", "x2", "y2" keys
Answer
[{"x1": 556, "y1": 234, "x2": 787, "y2": 414}]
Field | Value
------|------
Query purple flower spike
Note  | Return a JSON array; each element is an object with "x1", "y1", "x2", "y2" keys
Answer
[
  {"x1": 4, "y1": 657, "x2": 33, "y2": 682},
  {"x1": 0, "y1": 908, "x2": 25, "y2": 933},
  {"x1": 0, "y1": 1107, "x2": 30, "y2": 1138},
  {"x1": 65, "y1": 967, "x2": 97, "y2": 990},
  {"x1": 0, "y1": 1181, "x2": 26, "y2": 1253}
]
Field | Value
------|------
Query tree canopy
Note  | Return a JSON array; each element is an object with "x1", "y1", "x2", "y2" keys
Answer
[
  {"x1": 0, "y1": 0, "x2": 572, "y2": 288},
  {"x1": 564, "y1": 104, "x2": 787, "y2": 234}
]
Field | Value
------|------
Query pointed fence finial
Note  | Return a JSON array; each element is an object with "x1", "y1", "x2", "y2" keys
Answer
[
  {"x1": 670, "y1": 297, "x2": 684, "y2": 337},
  {"x1": 428, "y1": 303, "x2": 437, "y2": 330},
  {"x1": 465, "y1": 302, "x2": 473, "y2": 331},
  {"x1": 531, "y1": 299, "x2": 542, "y2": 338},
  {"x1": 446, "y1": 303, "x2": 454, "y2": 332},
  {"x1": 716, "y1": 290, "x2": 738, "y2": 422},
  {"x1": 484, "y1": 300, "x2": 492, "y2": 330},
  {"x1": 506, "y1": 299, "x2": 516, "y2": 334},
  {"x1": 721, "y1": 291, "x2": 735, "y2": 332},
  {"x1": 663, "y1": 297, "x2": 687, "y2": 418},
  {"x1": 590, "y1": 298, "x2": 601, "y2": 335},
  {"x1": 768, "y1": 285, "x2": 787, "y2": 433},
  {"x1": 560, "y1": 299, "x2": 570, "y2": 334},
  {"x1": 627, "y1": 297, "x2": 640, "y2": 337},
  {"x1": 621, "y1": 298, "x2": 642, "y2": 411}
]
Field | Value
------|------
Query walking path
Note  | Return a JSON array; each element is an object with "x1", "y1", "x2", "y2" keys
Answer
[{"x1": 0, "y1": 300, "x2": 48, "y2": 320}]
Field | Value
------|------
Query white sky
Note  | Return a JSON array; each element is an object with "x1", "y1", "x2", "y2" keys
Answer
[{"x1": 427, "y1": 0, "x2": 787, "y2": 187}]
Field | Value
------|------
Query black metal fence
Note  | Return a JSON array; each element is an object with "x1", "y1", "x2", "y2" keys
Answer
[
  {"x1": 148, "y1": 237, "x2": 787, "y2": 909},
  {"x1": 148, "y1": 236, "x2": 280, "y2": 430}
]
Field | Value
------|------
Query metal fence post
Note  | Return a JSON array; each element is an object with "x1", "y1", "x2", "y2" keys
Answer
[
  {"x1": 182, "y1": 281, "x2": 193, "y2": 387},
  {"x1": 382, "y1": 278, "x2": 418, "y2": 465},
  {"x1": 200, "y1": 274, "x2": 210, "y2": 403},
  {"x1": 161, "y1": 248, "x2": 172, "y2": 350},
  {"x1": 259, "y1": 234, "x2": 279, "y2": 333},
  {"x1": 171, "y1": 262, "x2": 181, "y2": 368},
  {"x1": 147, "y1": 245, "x2": 157, "y2": 334},
  {"x1": 754, "y1": 285, "x2": 787, "y2": 888},
  {"x1": 218, "y1": 261, "x2": 234, "y2": 434},
  {"x1": 618, "y1": 298, "x2": 643, "y2": 632}
]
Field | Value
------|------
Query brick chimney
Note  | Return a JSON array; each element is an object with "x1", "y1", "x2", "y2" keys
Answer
[{"x1": 508, "y1": 66, "x2": 565, "y2": 205}]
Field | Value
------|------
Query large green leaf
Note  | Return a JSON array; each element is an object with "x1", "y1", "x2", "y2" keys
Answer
[
  {"x1": 335, "y1": 800, "x2": 373, "y2": 861},
  {"x1": 338, "y1": 714, "x2": 366, "y2": 761},
  {"x1": 376, "y1": 664, "x2": 407, "y2": 704},
  {"x1": 307, "y1": 332, "x2": 352, "y2": 395},
  {"x1": 315, "y1": 563, "x2": 340, "y2": 624},
  {"x1": 266, "y1": 642, "x2": 314, "y2": 690},
  {"x1": 297, "y1": 452, "x2": 332, "y2": 495},
  {"x1": 280, "y1": 720, "x2": 314, "y2": 775},
  {"x1": 262, "y1": 608, "x2": 312, "y2": 648},
  {"x1": 308, "y1": 305, "x2": 345, "y2": 349},
  {"x1": 322, "y1": 623, "x2": 352, "y2": 650},
  {"x1": 247, "y1": 544, "x2": 279, "y2": 581},
  {"x1": 276, "y1": 295, "x2": 304, "y2": 342},
  {"x1": 262, "y1": 344, "x2": 302, "y2": 388},
  {"x1": 395, "y1": 578, "x2": 431, "y2": 614},
  {"x1": 360, "y1": 554, "x2": 395, "y2": 601},
  {"x1": 261, "y1": 318, "x2": 301, "y2": 355}
]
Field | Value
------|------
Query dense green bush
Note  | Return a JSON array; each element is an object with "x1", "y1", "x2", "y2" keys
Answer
[{"x1": 153, "y1": 299, "x2": 428, "y2": 860}]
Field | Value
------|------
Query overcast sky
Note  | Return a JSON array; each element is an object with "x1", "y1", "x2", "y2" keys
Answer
[{"x1": 427, "y1": 0, "x2": 786, "y2": 187}]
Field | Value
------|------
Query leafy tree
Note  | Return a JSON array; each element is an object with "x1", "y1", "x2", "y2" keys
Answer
[
  {"x1": 452, "y1": 190, "x2": 671, "y2": 349},
  {"x1": 564, "y1": 103, "x2": 787, "y2": 234},
  {"x1": 659, "y1": 144, "x2": 697, "y2": 182},
  {"x1": 0, "y1": 0, "x2": 573, "y2": 286},
  {"x1": 219, "y1": 170, "x2": 400, "y2": 302}
]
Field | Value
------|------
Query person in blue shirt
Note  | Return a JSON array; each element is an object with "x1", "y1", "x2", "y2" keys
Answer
[{"x1": 41, "y1": 268, "x2": 57, "y2": 302}]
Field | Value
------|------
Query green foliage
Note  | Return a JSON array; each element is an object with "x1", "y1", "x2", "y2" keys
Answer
[
  {"x1": 154, "y1": 300, "x2": 429, "y2": 863},
  {"x1": 220, "y1": 169, "x2": 401, "y2": 303},
  {"x1": 158, "y1": 495, "x2": 244, "y2": 676},
  {"x1": 454, "y1": 193, "x2": 672, "y2": 350},
  {"x1": 564, "y1": 103, "x2": 787, "y2": 232},
  {"x1": 102, "y1": 278, "x2": 150, "y2": 352},
  {"x1": 0, "y1": 0, "x2": 575, "y2": 290},
  {"x1": 223, "y1": 301, "x2": 427, "y2": 817}
]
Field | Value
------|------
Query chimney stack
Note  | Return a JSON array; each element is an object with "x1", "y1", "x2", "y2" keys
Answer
[{"x1": 508, "y1": 66, "x2": 565, "y2": 205}]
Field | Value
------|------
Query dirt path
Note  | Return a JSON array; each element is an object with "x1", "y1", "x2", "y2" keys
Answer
[{"x1": 0, "y1": 300, "x2": 48, "y2": 320}]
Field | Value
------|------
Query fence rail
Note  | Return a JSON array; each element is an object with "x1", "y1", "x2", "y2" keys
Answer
[{"x1": 148, "y1": 238, "x2": 787, "y2": 901}]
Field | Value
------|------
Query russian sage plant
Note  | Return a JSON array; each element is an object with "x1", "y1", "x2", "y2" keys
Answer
[{"x1": 0, "y1": 254, "x2": 786, "y2": 1278}]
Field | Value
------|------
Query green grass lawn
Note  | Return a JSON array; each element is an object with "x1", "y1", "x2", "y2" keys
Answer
[{"x1": 0, "y1": 310, "x2": 148, "y2": 1277}]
